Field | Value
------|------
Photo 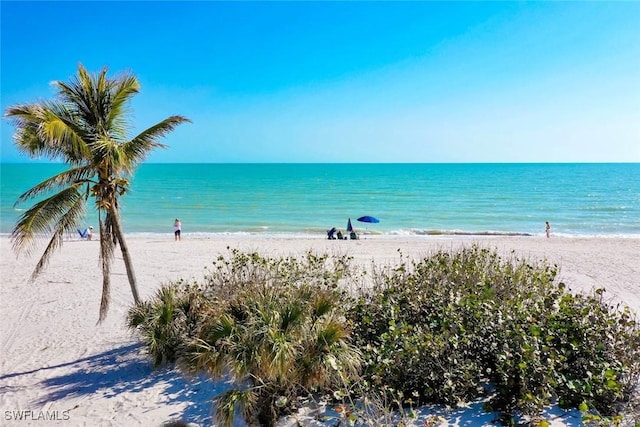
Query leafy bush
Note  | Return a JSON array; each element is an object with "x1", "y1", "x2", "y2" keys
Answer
[{"x1": 347, "y1": 245, "x2": 640, "y2": 424}]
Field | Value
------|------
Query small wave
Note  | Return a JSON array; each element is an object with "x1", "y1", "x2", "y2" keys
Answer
[
  {"x1": 411, "y1": 229, "x2": 533, "y2": 237},
  {"x1": 121, "y1": 229, "x2": 534, "y2": 239},
  {"x1": 585, "y1": 206, "x2": 632, "y2": 212}
]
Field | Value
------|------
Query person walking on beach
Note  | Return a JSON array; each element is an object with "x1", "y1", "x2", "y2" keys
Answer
[
  {"x1": 545, "y1": 221, "x2": 551, "y2": 238},
  {"x1": 174, "y1": 218, "x2": 182, "y2": 241}
]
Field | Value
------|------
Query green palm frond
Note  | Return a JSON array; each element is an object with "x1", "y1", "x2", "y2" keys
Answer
[
  {"x1": 29, "y1": 227, "x2": 71, "y2": 282},
  {"x1": 14, "y1": 166, "x2": 94, "y2": 206},
  {"x1": 11, "y1": 123, "x2": 43, "y2": 157},
  {"x1": 122, "y1": 115, "x2": 191, "y2": 168},
  {"x1": 269, "y1": 335, "x2": 299, "y2": 381},
  {"x1": 126, "y1": 301, "x2": 152, "y2": 329},
  {"x1": 215, "y1": 388, "x2": 257, "y2": 427},
  {"x1": 182, "y1": 337, "x2": 227, "y2": 377},
  {"x1": 107, "y1": 72, "x2": 139, "y2": 136},
  {"x1": 4, "y1": 105, "x2": 47, "y2": 156},
  {"x1": 55, "y1": 65, "x2": 104, "y2": 126},
  {"x1": 315, "y1": 320, "x2": 348, "y2": 348},
  {"x1": 208, "y1": 314, "x2": 236, "y2": 343},
  {"x1": 279, "y1": 302, "x2": 305, "y2": 333},
  {"x1": 4, "y1": 103, "x2": 90, "y2": 161},
  {"x1": 12, "y1": 185, "x2": 88, "y2": 280},
  {"x1": 154, "y1": 285, "x2": 177, "y2": 325},
  {"x1": 11, "y1": 184, "x2": 86, "y2": 255},
  {"x1": 311, "y1": 291, "x2": 336, "y2": 321},
  {"x1": 91, "y1": 135, "x2": 130, "y2": 174},
  {"x1": 40, "y1": 102, "x2": 92, "y2": 161}
]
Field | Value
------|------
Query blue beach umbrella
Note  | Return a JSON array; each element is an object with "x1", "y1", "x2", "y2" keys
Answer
[
  {"x1": 347, "y1": 218, "x2": 353, "y2": 232},
  {"x1": 357, "y1": 216, "x2": 380, "y2": 224}
]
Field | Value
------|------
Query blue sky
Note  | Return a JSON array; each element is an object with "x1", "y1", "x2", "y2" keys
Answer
[{"x1": 1, "y1": 1, "x2": 639, "y2": 163}]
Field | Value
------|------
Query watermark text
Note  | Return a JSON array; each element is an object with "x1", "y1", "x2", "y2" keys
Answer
[{"x1": 4, "y1": 410, "x2": 70, "y2": 422}]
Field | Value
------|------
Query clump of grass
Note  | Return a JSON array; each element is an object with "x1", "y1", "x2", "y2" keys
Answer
[
  {"x1": 130, "y1": 249, "x2": 362, "y2": 427},
  {"x1": 126, "y1": 280, "x2": 205, "y2": 367}
]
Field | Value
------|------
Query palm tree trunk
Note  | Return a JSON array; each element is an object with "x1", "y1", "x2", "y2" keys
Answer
[
  {"x1": 98, "y1": 219, "x2": 112, "y2": 323},
  {"x1": 109, "y1": 207, "x2": 141, "y2": 305}
]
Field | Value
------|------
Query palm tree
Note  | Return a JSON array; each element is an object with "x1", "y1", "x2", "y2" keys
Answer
[{"x1": 4, "y1": 63, "x2": 191, "y2": 322}]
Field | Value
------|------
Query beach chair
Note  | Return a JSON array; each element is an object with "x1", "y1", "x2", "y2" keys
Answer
[
  {"x1": 327, "y1": 227, "x2": 337, "y2": 240},
  {"x1": 350, "y1": 231, "x2": 358, "y2": 240},
  {"x1": 77, "y1": 227, "x2": 93, "y2": 240}
]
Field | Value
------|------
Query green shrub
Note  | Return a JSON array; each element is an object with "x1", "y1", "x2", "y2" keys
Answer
[
  {"x1": 548, "y1": 291, "x2": 640, "y2": 414},
  {"x1": 126, "y1": 281, "x2": 205, "y2": 367},
  {"x1": 129, "y1": 249, "x2": 362, "y2": 427},
  {"x1": 347, "y1": 245, "x2": 640, "y2": 423}
]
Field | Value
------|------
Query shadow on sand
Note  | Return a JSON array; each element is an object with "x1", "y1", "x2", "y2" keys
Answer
[
  {"x1": 7, "y1": 342, "x2": 583, "y2": 427},
  {"x1": 4, "y1": 343, "x2": 229, "y2": 426}
]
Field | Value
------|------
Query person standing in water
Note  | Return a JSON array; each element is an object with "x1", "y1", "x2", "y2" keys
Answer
[
  {"x1": 174, "y1": 218, "x2": 182, "y2": 241},
  {"x1": 545, "y1": 221, "x2": 551, "y2": 238}
]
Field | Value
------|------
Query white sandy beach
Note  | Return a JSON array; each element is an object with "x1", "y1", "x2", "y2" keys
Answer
[{"x1": 1, "y1": 235, "x2": 639, "y2": 426}]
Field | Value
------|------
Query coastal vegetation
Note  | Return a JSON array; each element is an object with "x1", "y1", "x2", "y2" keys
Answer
[
  {"x1": 128, "y1": 246, "x2": 640, "y2": 426},
  {"x1": 128, "y1": 250, "x2": 361, "y2": 426},
  {"x1": 4, "y1": 64, "x2": 190, "y2": 321}
]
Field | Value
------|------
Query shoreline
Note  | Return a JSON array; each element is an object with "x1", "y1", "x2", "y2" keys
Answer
[
  {"x1": 1, "y1": 234, "x2": 638, "y2": 426},
  {"x1": 3, "y1": 234, "x2": 639, "y2": 309},
  {"x1": 3, "y1": 230, "x2": 640, "y2": 240}
]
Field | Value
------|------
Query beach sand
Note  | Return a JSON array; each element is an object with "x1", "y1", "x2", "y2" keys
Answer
[{"x1": 1, "y1": 235, "x2": 638, "y2": 426}]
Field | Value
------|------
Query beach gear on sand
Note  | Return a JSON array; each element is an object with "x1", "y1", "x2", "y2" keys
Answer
[
  {"x1": 347, "y1": 218, "x2": 353, "y2": 232},
  {"x1": 77, "y1": 226, "x2": 93, "y2": 239}
]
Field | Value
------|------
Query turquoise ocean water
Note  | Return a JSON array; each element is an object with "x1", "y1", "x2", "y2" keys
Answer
[{"x1": 1, "y1": 163, "x2": 639, "y2": 237}]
